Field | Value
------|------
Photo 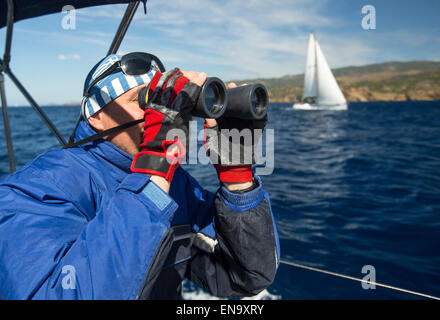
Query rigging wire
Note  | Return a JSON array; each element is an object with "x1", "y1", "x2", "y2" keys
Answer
[{"x1": 279, "y1": 259, "x2": 440, "y2": 300}]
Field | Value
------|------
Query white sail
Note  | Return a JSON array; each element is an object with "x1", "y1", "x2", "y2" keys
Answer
[
  {"x1": 315, "y1": 40, "x2": 346, "y2": 106},
  {"x1": 303, "y1": 33, "x2": 317, "y2": 98}
]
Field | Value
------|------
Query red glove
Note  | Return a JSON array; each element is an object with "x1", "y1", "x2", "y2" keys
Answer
[{"x1": 131, "y1": 68, "x2": 201, "y2": 182}]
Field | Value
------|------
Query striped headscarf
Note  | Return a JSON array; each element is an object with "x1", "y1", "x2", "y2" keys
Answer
[{"x1": 82, "y1": 54, "x2": 157, "y2": 118}]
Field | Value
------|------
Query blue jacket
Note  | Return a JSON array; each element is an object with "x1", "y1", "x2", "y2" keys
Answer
[{"x1": 0, "y1": 120, "x2": 280, "y2": 300}]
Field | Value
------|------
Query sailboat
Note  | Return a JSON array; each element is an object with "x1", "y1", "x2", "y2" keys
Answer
[{"x1": 293, "y1": 33, "x2": 347, "y2": 110}]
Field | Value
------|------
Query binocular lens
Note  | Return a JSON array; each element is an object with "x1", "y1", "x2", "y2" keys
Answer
[
  {"x1": 251, "y1": 86, "x2": 268, "y2": 117},
  {"x1": 204, "y1": 83, "x2": 223, "y2": 115},
  {"x1": 193, "y1": 77, "x2": 227, "y2": 118},
  {"x1": 203, "y1": 80, "x2": 227, "y2": 116}
]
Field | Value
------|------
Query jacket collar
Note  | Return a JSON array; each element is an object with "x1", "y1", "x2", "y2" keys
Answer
[{"x1": 74, "y1": 120, "x2": 134, "y2": 182}]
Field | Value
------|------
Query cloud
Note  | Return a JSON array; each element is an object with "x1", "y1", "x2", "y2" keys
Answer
[
  {"x1": 14, "y1": 27, "x2": 110, "y2": 46},
  {"x1": 75, "y1": 4, "x2": 126, "y2": 19},
  {"x1": 58, "y1": 54, "x2": 81, "y2": 61},
  {"x1": 17, "y1": 2, "x2": 438, "y2": 81},
  {"x1": 120, "y1": 0, "x2": 336, "y2": 78},
  {"x1": 377, "y1": 30, "x2": 432, "y2": 47}
]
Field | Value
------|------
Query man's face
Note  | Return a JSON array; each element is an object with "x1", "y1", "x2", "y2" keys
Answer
[{"x1": 88, "y1": 84, "x2": 148, "y2": 156}]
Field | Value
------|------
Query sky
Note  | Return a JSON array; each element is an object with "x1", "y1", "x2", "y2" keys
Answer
[{"x1": 1, "y1": 0, "x2": 440, "y2": 106}]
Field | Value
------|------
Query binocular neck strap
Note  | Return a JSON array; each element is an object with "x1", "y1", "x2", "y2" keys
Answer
[{"x1": 63, "y1": 119, "x2": 145, "y2": 149}]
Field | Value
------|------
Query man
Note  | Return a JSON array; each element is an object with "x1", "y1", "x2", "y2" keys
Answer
[{"x1": 0, "y1": 53, "x2": 280, "y2": 299}]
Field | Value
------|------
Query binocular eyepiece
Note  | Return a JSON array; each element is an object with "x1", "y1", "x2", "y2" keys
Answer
[
  {"x1": 194, "y1": 77, "x2": 269, "y2": 120},
  {"x1": 139, "y1": 77, "x2": 269, "y2": 120}
]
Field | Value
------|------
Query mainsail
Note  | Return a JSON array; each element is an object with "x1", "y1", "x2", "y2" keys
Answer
[
  {"x1": 301, "y1": 33, "x2": 346, "y2": 107},
  {"x1": 303, "y1": 33, "x2": 317, "y2": 99}
]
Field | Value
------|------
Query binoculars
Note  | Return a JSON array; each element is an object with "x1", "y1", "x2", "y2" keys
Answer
[
  {"x1": 139, "y1": 77, "x2": 269, "y2": 120},
  {"x1": 192, "y1": 77, "x2": 269, "y2": 120}
]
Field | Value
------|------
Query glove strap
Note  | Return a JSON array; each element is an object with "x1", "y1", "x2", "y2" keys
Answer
[
  {"x1": 132, "y1": 138, "x2": 186, "y2": 183},
  {"x1": 131, "y1": 152, "x2": 180, "y2": 182},
  {"x1": 214, "y1": 165, "x2": 253, "y2": 183}
]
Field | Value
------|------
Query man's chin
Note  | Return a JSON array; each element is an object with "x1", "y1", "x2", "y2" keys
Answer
[{"x1": 112, "y1": 141, "x2": 139, "y2": 157}]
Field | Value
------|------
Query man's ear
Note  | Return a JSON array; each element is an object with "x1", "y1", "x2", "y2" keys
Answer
[{"x1": 87, "y1": 109, "x2": 105, "y2": 132}]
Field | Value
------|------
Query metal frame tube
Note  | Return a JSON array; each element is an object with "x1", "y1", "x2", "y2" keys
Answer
[
  {"x1": 0, "y1": 71, "x2": 16, "y2": 173},
  {"x1": 1, "y1": 1, "x2": 142, "y2": 172},
  {"x1": 107, "y1": 1, "x2": 140, "y2": 55},
  {"x1": 1, "y1": 0, "x2": 67, "y2": 157},
  {"x1": 3, "y1": 0, "x2": 14, "y2": 70},
  {"x1": 0, "y1": 0, "x2": 16, "y2": 173},
  {"x1": 5, "y1": 69, "x2": 67, "y2": 146}
]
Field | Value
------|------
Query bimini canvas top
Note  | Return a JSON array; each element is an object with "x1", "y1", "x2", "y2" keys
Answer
[{"x1": 0, "y1": 0, "x2": 137, "y2": 28}]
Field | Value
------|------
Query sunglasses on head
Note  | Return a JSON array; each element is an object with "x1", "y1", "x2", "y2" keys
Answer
[{"x1": 83, "y1": 52, "x2": 165, "y2": 98}]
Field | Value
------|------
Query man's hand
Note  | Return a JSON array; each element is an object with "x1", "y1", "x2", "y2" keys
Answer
[
  {"x1": 131, "y1": 68, "x2": 206, "y2": 193},
  {"x1": 182, "y1": 71, "x2": 207, "y2": 87},
  {"x1": 204, "y1": 82, "x2": 267, "y2": 192}
]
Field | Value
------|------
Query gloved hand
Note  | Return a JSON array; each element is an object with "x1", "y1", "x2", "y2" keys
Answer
[
  {"x1": 131, "y1": 68, "x2": 201, "y2": 183},
  {"x1": 204, "y1": 99, "x2": 267, "y2": 184}
]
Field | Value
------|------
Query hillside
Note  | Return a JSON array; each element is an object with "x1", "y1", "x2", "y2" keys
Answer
[{"x1": 232, "y1": 61, "x2": 440, "y2": 102}]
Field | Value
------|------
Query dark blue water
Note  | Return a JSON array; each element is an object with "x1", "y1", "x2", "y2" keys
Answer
[{"x1": 1, "y1": 101, "x2": 439, "y2": 299}]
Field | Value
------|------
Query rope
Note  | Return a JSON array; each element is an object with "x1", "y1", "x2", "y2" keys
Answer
[{"x1": 279, "y1": 259, "x2": 440, "y2": 300}]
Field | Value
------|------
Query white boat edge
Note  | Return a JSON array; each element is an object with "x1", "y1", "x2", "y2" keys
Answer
[{"x1": 292, "y1": 102, "x2": 348, "y2": 111}]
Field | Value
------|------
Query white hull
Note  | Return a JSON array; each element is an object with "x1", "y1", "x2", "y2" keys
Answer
[{"x1": 292, "y1": 102, "x2": 347, "y2": 111}]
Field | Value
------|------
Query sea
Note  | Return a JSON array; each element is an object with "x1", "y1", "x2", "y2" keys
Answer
[{"x1": 0, "y1": 101, "x2": 439, "y2": 300}]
